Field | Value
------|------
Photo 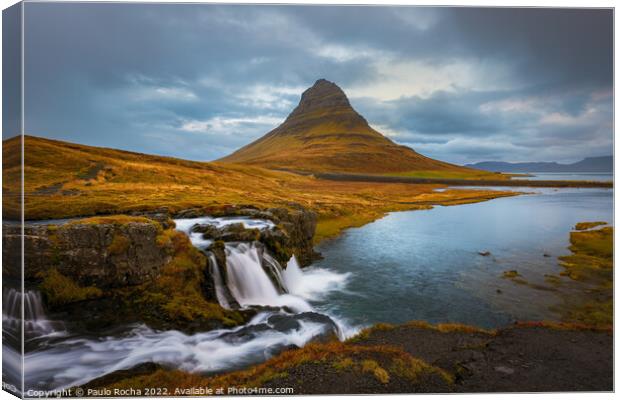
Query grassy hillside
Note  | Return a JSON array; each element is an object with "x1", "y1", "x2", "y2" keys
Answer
[
  {"x1": 220, "y1": 79, "x2": 499, "y2": 179},
  {"x1": 3, "y1": 135, "x2": 516, "y2": 241}
]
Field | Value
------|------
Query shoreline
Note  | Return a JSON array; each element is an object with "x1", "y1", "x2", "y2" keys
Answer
[{"x1": 315, "y1": 172, "x2": 613, "y2": 188}]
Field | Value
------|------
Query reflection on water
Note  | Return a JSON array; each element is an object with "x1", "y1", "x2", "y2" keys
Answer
[{"x1": 311, "y1": 188, "x2": 612, "y2": 328}]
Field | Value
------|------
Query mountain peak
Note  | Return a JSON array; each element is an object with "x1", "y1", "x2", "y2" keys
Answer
[
  {"x1": 286, "y1": 79, "x2": 354, "y2": 121},
  {"x1": 219, "y1": 80, "x2": 471, "y2": 175}
]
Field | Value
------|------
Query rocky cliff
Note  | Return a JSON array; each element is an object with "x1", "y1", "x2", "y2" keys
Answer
[{"x1": 3, "y1": 217, "x2": 172, "y2": 288}]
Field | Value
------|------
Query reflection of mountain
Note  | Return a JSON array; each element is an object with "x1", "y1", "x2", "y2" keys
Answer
[
  {"x1": 220, "y1": 79, "x2": 479, "y2": 175},
  {"x1": 465, "y1": 156, "x2": 613, "y2": 173}
]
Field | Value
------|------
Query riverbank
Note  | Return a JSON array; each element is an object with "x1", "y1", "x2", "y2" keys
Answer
[
  {"x1": 315, "y1": 172, "x2": 613, "y2": 188},
  {"x1": 80, "y1": 321, "x2": 612, "y2": 394},
  {"x1": 4, "y1": 135, "x2": 519, "y2": 243}
]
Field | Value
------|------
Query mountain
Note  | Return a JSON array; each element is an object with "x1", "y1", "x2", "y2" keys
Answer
[
  {"x1": 465, "y1": 156, "x2": 613, "y2": 173},
  {"x1": 219, "y1": 79, "x2": 483, "y2": 176}
]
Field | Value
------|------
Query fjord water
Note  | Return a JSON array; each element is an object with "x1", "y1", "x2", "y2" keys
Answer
[{"x1": 311, "y1": 187, "x2": 613, "y2": 328}]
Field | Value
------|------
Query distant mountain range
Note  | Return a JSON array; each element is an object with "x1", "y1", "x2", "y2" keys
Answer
[{"x1": 465, "y1": 156, "x2": 613, "y2": 173}]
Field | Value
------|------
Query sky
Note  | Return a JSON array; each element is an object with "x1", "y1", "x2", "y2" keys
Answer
[{"x1": 14, "y1": 3, "x2": 613, "y2": 164}]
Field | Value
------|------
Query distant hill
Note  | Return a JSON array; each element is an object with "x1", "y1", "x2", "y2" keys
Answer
[
  {"x1": 465, "y1": 156, "x2": 613, "y2": 173},
  {"x1": 219, "y1": 79, "x2": 488, "y2": 177}
]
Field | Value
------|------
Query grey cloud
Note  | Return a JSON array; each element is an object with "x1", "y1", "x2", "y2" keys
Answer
[{"x1": 19, "y1": 3, "x2": 612, "y2": 164}]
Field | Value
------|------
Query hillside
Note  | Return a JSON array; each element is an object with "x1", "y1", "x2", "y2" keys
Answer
[
  {"x1": 2, "y1": 135, "x2": 514, "y2": 240},
  {"x1": 465, "y1": 156, "x2": 613, "y2": 173},
  {"x1": 219, "y1": 79, "x2": 491, "y2": 178}
]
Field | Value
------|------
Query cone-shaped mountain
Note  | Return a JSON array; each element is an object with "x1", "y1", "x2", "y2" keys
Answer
[{"x1": 220, "y1": 79, "x2": 475, "y2": 175}]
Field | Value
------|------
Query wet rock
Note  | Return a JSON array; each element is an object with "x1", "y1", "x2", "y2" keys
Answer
[
  {"x1": 494, "y1": 366, "x2": 515, "y2": 375},
  {"x1": 3, "y1": 221, "x2": 172, "y2": 288},
  {"x1": 268, "y1": 314, "x2": 302, "y2": 332}
]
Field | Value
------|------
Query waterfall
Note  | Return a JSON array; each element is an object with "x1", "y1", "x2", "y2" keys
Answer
[
  {"x1": 223, "y1": 243, "x2": 312, "y2": 312},
  {"x1": 2, "y1": 288, "x2": 64, "y2": 339},
  {"x1": 207, "y1": 254, "x2": 231, "y2": 309},
  {"x1": 282, "y1": 255, "x2": 304, "y2": 294}
]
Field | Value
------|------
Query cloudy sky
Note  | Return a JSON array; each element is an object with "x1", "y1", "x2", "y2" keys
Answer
[{"x1": 19, "y1": 3, "x2": 613, "y2": 164}]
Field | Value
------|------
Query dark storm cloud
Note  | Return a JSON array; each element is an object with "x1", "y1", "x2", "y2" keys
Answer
[{"x1": 20, "y1": 3, "x2": 612, "y2": 163}]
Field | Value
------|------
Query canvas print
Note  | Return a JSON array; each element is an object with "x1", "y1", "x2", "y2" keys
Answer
[{"x1": 2, "y1": 2, "x2": 614, "y2": 397}]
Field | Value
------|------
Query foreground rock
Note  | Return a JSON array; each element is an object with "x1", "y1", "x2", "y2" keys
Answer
[
  {"x1": 174, "y1": 204, "x2": 318, "y2": 266},
  {"x1": 80, "y1": 321, "x2": 612, "y2": 394},
  {"x1": 3, "y1": 216, "x2": 172, "y2": 287},
  {"x1": 348, "y1": 321, "x2": 612, "y2": 393}
]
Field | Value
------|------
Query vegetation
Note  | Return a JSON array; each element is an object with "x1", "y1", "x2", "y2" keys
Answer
[
  {"x1": 574, "y1": 221, "x2": 607, "y2": 231},
  {"x1": 4, "y1": 136, "x2": 517, "y2": 244},
  {"x1": 89, "y1": 341, "x2": 452, "y2": 392},
  {"x1": 219, "y1": 80, "x2": 484, "y2": 176},
  {"x1": 38, "y1": 268, "x2": 103, "y2": 308},
  {"x1": 348, "y1": 320, "x2": 495, "y2": 343},
  {"x1": 68, "y1": 215, "x2": 157, "y2": 226},
  {"x1": 135, "y1": 229, "x2": 244, "y2": 327},
  {"x1": 385, "y1": 169, "x2": 508, "y2": 181},
  {"x1": 502, "y1": 270, "x2": 521, "y2": 279},
  {"x1": 557, "y1": 224, "x2": 613, "y2": 326}
]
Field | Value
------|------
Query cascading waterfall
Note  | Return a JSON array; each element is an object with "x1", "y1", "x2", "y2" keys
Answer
[
  {"x1": 16, "y1": 216, "x2": 354, "y2": 392},
  {"x1": 222, "y1": 242, "x2": 313, "y2": 313},
  {"x1": 207, "y1": 254, "x2": 231, "y2": 309},
  {"x1": 2, "y1": 288, "x2": 65, "y2": 339}
]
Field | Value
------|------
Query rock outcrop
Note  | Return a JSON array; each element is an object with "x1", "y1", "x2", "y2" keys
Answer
[
  {"x1": 3, "y1": 220, "x2": 172, "y2": 287},
  {"x1": 175, "y1": 203, "x2": 318, "y2": 266}
]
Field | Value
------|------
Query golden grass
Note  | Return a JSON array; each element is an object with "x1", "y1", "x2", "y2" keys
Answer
[
  {"x1": 4, "y1": 136, "x2": 516, "y2": 246},
  {"x1": 574, "y1": 221, "x2": 607, "y2": 231},
  {"x1": 513, "y1": 321, "x2": 612, "y2": 332},
  {"x1": 68, "y1": 215, "x2": 157, "y2": 226},
  {"x1": 385, "y1": 169, "x2": 507, "y2": 181},
  {"x1": 38, "y1": 268, "x2": 103, "y2": 307},
  {"x1": 94, "y1": 341, "x2": 452, "y2": 392},
  {"x1": 557, "y1": 225, "x2": 613, "y2": 326},
  {"x1": 348, "y1": 320, "x2": 495, "y2": 343},
  {"x1": 136, "y1": 229, "x2": 244, "y2": 326}
]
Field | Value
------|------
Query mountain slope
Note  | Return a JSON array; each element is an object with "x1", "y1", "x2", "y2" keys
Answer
[
  {"x1": 4, "y1": 135, "x2": 511, "y2": 237},
  {"x1": 465, "y1": 156, "x2": 613, "y2": 173},
  {"x1": 219, "y1": 79, "x2": 483, "y2": 176}
]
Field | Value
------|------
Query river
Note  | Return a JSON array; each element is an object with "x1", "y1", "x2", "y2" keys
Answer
[{"x1": 3, "y1": 186, "x2": 613, "y2": 392}]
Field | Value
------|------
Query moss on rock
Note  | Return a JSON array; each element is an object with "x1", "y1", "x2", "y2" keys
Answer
[{"x1": 38, "y1": 268, "x2": 103, "y2": 308}]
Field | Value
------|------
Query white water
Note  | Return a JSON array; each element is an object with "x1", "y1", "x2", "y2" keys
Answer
[
  {"x1": 224, "y1": 243, "x2": 314, "y2": 312},
  {"x1": 14, "y1": 216, "x2": 353, "y2": 391},
  {"x1": 23, "y1": 314, "x2": 329, "y2": 391},
  {"x1": 174, "y1": 216, "x2": 275, "y2": 234},
  {"x1": 207, "y1": 254, "x2": 231, "y2": 309},
  {"x1": 3, "y1": 288, "x2": 66, "y2": 339}
]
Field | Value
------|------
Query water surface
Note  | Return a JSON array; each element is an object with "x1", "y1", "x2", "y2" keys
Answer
[
  {"x1": 513, "y1": 172, "x2": 612, "y2": 182},
  {"x1": 311, "y1": 188, "x2": 613, "y2": 328}
]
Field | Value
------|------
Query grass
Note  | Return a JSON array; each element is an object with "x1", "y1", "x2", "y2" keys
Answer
[
  {"x1": 384, "y1": 169, "x2": 507, "y2": 181},
  {"x1": 557, "y1": 224, "x2": 613, "y2": 326},
  {"x1": 348, "y1": 320, "x2": 495, "y2": 343},
  {"x1": 68, "y1": 215, "x2": 158, "y2": 226},
  {"x1": 218, "y1": 95, "x2": 483, "y2": 177},
  {"x1": 4, "y1": 136, "x2": 516, "y2": 246},
  {"x1": 502, "y1": 270, "x2": 521, "y2": 279},
  {"x1": 135, "y1": 229, "x2": 244, "y2": 327},
  {"x1": 90, "y1": 341, "x2": 452, "y2": 392},
  {"x1": 38, "y1": 268, "x2": 103, "y2": 308},
  {"x1": 575, "y1": 221, "x2": 607, "y2": 231}
]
